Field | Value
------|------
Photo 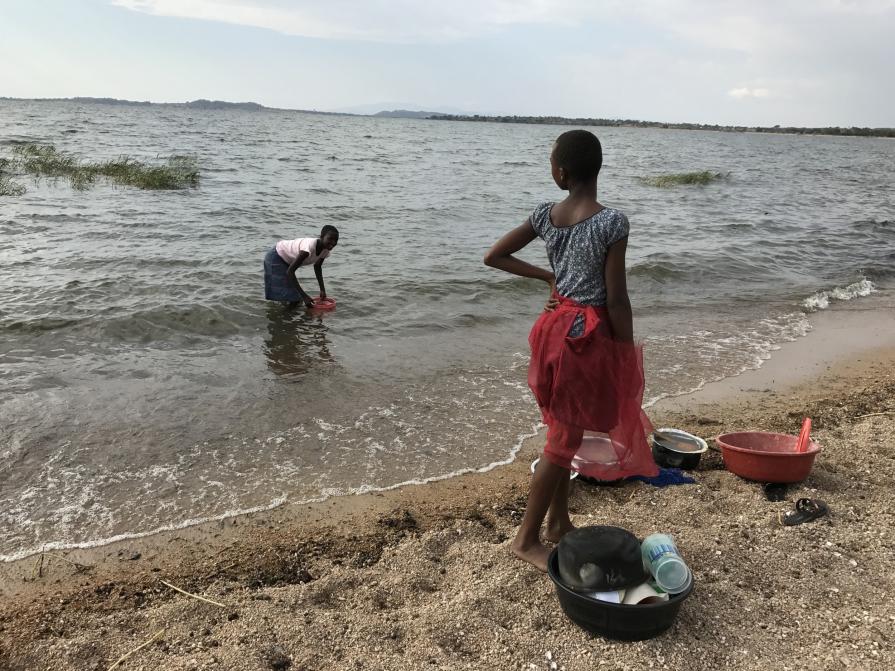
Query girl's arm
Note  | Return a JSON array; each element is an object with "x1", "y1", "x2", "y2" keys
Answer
[
  {"x1": 287, "y1": 251, "x2": 314, "y2": 306},
  {"x1": 604, "y1": 238, "x2": 634, "y2": 343},
  {"x1": 314, "y1": 258, "x2": 326, "y2": 299},
  {"x1": 484, "y1": 220, "x2": 555, "y2": 288}
]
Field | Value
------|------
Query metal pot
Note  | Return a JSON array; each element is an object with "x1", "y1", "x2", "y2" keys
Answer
[{"x1": 650, "y1": 428, "x2": 708, "y2": 470}]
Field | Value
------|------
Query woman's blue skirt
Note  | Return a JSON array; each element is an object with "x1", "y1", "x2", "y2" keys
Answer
[{"x1": 264, "y1": 248, "x2": 302, "y2": 302}]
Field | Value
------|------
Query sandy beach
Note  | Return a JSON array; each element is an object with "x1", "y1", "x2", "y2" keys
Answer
[{"x1": 2, "y1": 302, "x2": 894, "y2": 671}]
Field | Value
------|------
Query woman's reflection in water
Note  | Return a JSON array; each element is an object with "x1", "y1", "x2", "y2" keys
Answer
[{"x1": 264, "y1": 305, "x2": 334, "y2": 379}]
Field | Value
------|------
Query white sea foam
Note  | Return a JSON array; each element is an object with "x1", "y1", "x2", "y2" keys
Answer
[
  {"x1": 642, "y1": 310, "x2": 812, "y2": 407},
  {"x1": 645, "y1": 279, "x2": 880, "y2": 407},
  {"x1": 0, "y1": 495, "x2": 291, "y2": 563},
  {"x1": 0, "y1": 421, "x2": 543, "y2": 564},
  {"x1": 802, "y1": 279, "x2": 876, "y2": 312}
]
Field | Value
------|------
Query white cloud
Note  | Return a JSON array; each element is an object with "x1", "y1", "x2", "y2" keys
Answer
[
  {"x1": 109, "y1": 0, "x2": 796, "y2": 45},
  {"x1": 728, "y1": 87, "x2": 770, "y2": 99},
  {"x1": 110, "y1": 0, "x2": 895, "y2": 51},
  {"x1": 110, "y1": 0, "x2": 606, "y2": 42},
  {"x1": 101, "y1": 0, "x2": 894, "y2": 125}
]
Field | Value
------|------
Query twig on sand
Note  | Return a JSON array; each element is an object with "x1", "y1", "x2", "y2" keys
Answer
[
  {"x1": 30, "y1": 552, "x2": 45, "y2": 581},
  {"x1": 46, "y1": 552, "x2": 92, "y2": 572},
  {"x1": 160, "y1": 580, "x2": 227, "y2": 608},
  {"x1": 856, "y1": 411, "x2": 893, "y2": 418},
  {"x1": 26, "y1": 550, "x2": 91, "y2": 581},
  {"x1": 107, "y1": 628, "x2": 166, "y2": 671}
]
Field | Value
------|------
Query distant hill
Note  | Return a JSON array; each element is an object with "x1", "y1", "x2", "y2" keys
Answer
[
  {"x1": 76, "y1": 97, "x2": 271, "y2": 111},
  {"x1": 182, "y1": 99, "x2": 270, "y2": 111},
  {"x1": 0, "y1": 96, "x2": 349, "y2": 116},
  {"x1": 331, "y1": 101, "x2": 475, "y2": 115},
  {"x1": 70, "y1": 97, "x2": 154, "y2": 107},
  {"x1": 373, "y1": 109, "x2": 445, "y2": 119}
]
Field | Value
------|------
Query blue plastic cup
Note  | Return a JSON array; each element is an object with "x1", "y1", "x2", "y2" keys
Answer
[{"x1": 641, "y1": 533, "x2": 692, "y2": 594}]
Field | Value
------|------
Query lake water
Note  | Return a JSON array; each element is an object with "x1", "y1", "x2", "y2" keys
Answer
[{"x1": 1, "y1": 99, "x2": 893, "y2": 561}]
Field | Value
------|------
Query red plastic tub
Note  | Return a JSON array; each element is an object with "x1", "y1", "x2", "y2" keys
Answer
[
  {"x1": 716, "y1": 432, "x2": 821, "y2": 483},
  {"x1": 309, "y1": 297, "x2": 336, "y2": 311}
]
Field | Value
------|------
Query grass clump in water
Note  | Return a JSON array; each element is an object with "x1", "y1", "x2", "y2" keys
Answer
[
  {"x1": 10, "y1": 144, "x2": 199, "y2": 191},
  {"x1": 0, "y1": 158, "x2": 27, "y2": 196},
  {"x1": 90, "y1": 155, "x2": 199, "y2": 190},
  {"x1": 11, "y1": 144, "x2": 89, "y2": 188},
  {"x1": 640, "y1": 171, "x2": 728, "y2": 187}
]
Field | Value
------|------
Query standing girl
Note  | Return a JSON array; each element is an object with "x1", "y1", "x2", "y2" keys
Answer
[{"x1": 484, "y1": 130, "x2": 657, "y2": 571}]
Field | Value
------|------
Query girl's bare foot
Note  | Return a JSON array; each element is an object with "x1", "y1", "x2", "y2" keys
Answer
[
  {"x1": 510, "y1": 538, "x2": 551, "y2": 572},
  {"x1": 543, "y1": 521, "x2": 577, "y2": 544}
]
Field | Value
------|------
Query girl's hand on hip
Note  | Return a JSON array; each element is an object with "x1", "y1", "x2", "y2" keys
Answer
[{"x1": 544, "y1": 273, "x2": 558, "y2": 311}]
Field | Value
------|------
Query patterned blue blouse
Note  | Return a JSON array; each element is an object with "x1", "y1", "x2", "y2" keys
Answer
[{"x1": 529, "y1": 202, "x2": 630, "y2": 307}]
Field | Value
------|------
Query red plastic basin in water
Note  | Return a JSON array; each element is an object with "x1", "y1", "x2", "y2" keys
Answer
[
  {"x1": 309, "y1": 297, "x2": 336, "y2": 311},
  {"x1": 716, "y1": 432, "x2": 821, "y2": 483}
]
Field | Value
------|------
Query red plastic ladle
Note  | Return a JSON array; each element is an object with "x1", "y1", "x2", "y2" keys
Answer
[{"x1": 795, "y1": 417, "x2": 812, "y2": 453}]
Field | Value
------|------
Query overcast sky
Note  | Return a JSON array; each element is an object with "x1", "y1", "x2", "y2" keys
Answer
[{"x1": 1, "y1": 0, "x2": 893, "y2": 126}]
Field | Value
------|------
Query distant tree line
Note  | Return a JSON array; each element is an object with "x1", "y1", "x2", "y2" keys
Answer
[{"x1": 427, "y1": 115, "x2": 895, "y2": 138}]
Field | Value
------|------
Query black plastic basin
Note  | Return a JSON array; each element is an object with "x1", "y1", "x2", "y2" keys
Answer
[{"x1": 547, "y1": 549, "x2": 693, "y2": 641}]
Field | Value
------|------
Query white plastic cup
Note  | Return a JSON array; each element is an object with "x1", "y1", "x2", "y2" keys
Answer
[{"x1": 641, "y1": 533, "x2": 692, "y2": 594}]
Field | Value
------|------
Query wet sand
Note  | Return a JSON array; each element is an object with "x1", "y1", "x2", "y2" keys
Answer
[{"x1": 2, "y1": 307, "x2": 894, "y2": 671}]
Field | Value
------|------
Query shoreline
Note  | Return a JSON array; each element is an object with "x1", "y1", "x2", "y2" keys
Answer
[
  {"x1": 0, "y1": 291, "x2": 895, "y2": 568},
  {"x1": 1, "y1": 299, "x2": 894, "y2": 669},
  {"x1": 1, "y1": 293, "x2": 892, "y2": 578},
  {"x1": 0, "y1": 421, "x2": 543, "y2": 567},
  {"x1": 655, "y1": 290, "x2": 895, "y2": 412},
  {"x1": 3, "y1": 291, "x2": 891, "y2": 570}
]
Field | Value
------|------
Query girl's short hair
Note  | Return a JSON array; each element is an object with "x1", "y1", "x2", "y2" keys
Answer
[
  {"x1": 321, "y1": 224, "x2": 339, "y2": 239},
  {"x1": 554, "y1": 130, "x2": 603, "y2": 182}
]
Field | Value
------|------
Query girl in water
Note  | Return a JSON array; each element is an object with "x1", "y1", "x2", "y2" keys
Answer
[{"x1": 264, "y1": 225, "x2": 339, "y2": 308}]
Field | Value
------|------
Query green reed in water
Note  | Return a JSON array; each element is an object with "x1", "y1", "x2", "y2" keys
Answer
[
  {"x1": 7, "y1": 144, "x2": 199, "y2": 192},
  {"x1": 0, "y1": 158, "x2": 26, "y2": 197},
  {"x1": 640, "y1": 171, "x2": 728, "y2": 187},
  {"x1": 87, "y1": 155, "x2": 199, "y2": 190}
]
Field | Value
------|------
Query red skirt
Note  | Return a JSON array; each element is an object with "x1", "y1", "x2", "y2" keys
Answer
[{"x1": 528, "y1": 296, "x2": 658, "y2": 480}]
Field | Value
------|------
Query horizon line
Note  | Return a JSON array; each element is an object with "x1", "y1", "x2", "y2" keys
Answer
[{"x1": 2, "y1": 96, "x2": 893, "y2": 133}]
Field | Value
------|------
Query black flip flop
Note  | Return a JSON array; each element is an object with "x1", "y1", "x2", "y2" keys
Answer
[{"x1": 781, "y1": 498, "x2": 829, "y2": 526}]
